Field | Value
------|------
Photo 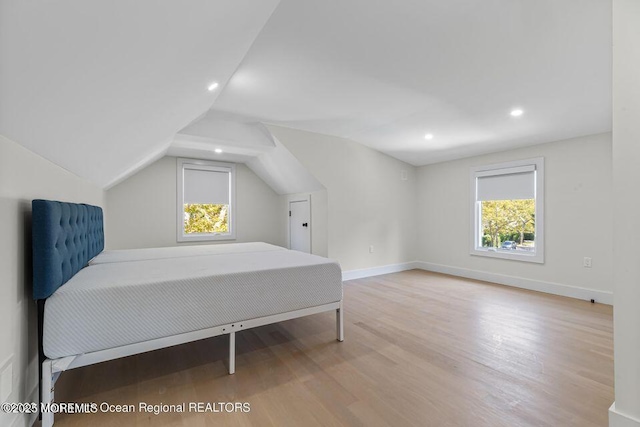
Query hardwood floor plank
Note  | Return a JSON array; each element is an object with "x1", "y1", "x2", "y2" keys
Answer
[{"x1": 50, "y1": 270, "x2": 613, "y2": 426}]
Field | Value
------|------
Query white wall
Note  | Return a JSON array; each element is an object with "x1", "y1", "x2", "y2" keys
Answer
[
  {"x1": 416, "y1": 133, "x2": 613, "y2": 302},
  {"x1": 105, "y1": 156, "x2": 286, "y2": 249},
  {"x1": 610, "y1": 1, "x2": 640, "y2": 425},
  {"x1": 270, "y1": 125, "x2": 418, "y2": 272},
  {"x1": 0, "y1": 135, "x2": 104, "y2": 427}
]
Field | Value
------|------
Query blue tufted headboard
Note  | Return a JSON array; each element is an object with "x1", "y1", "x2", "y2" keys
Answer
[{"x1": 32, "y1": 200, "x2": 104, "y2": 299}]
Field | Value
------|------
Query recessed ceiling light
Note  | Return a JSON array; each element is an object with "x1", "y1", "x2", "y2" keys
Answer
[
  {"x1": 208, "y1": 82, "x2": 219, "y2": 91},
  {"x1": 510, "y1": 109, "x2": 524, "y2": 117},
  {"x1": 214, "y1": 148, "x2": 222, "y2": 154},
  {"x1": 424, "y1": 133, "x2": 434, "y2": 140}
]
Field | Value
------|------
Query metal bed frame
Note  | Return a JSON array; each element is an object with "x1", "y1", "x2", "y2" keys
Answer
[
  {"x1": 39, "y1": 300, "x2": 343, "y2": 427},
  {"x1": 31, "y1": 200, "x2": 344, "y2": 427}
]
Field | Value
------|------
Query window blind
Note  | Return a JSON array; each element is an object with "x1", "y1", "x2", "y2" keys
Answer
[
  {"x1": 183, "y1": 168, "x2": 230, "y2": 205},
  {"x1": 476, "y1": 165, "x2": 535, "y2": 201}
]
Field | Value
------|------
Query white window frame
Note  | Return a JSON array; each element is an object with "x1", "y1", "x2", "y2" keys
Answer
[
  {"x1": 177, "y1": 158, "x2": 236, "y2": 242},
  {"x1": 469, "y1": 157, "x2": 544, "y2": 263}
]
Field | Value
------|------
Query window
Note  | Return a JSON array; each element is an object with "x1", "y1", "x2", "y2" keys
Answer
[
  {"x1": 177, "y1": 158, "x2": 236, "y2": 242},
  {"x1": 470, "y1": 157, "x2": 544, "y2": 263}
]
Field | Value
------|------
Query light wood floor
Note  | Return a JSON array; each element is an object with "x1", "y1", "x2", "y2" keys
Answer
[{"x1": 52, "y1": 270, "x2": 614, "y2": 427}]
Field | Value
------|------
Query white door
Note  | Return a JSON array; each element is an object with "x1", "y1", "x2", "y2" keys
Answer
[{"x1": 289, "y1": 199, "x2": 311, "y2": 253}]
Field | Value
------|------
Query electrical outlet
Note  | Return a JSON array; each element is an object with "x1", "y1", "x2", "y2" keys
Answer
[
  {"x1": 583, "y1": 257, "x2": 592, "y2": 268},
  {"x1": 369, "y1": 245, "x2": 374, "y2": 253},
  {"x1": 0, "y1": 356, "x2": 13, "y2": 402}
]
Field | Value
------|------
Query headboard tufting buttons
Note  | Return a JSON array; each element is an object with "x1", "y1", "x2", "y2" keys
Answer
[{"x1": 32, "y1": 200, "x2": 105, "y2": 300}]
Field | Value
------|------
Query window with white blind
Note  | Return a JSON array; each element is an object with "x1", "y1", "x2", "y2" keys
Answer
[
  {"x1": 177, "y1": 158, "x2": 236, "y2": 242},
  {"x1": 470, "y1": 157, "x2": 544, "y2": 263}
]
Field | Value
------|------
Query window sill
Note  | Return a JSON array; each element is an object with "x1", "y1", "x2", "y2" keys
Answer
[
  {"x1": 177, "y1": 233, "x2": 236, "y2": 243},
  {"x1": 470, "y1": 248, "x2": 544, "y2": 264}
]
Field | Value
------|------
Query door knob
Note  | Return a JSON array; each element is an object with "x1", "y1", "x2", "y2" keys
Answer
[{"x1": 302, "y1": 223, "x2": 308, "y2": 227}]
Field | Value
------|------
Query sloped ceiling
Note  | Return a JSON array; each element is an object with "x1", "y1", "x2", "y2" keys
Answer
[
  {"x1": 169, "y1": 110, "x2": 324, "y2": 195},
  {"x1": 0, "y1": 0, "x2": 611, "y2": 188},
  {"x1": 215, "y1": 0, "x2": 611, "y2": 166},
  {"x1": 0, "y1": 0, "x2": 280, "y2": 187}
]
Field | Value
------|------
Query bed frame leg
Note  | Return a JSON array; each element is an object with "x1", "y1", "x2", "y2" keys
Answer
[
  {"x1": 228, "y1": 332, "x2": 236, "y2": 375},
  {"x1": 336, "y1": 303, "x2": 344, "y2": 342},
  {"x1": 41, "y1": 359, "x2": 54, "y2": 427}
]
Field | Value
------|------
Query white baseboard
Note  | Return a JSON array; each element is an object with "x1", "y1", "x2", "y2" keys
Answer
[
  {"x1": 342, "y1": 262, "x2": 419, "y2": 281},
  {"x1": 610, "y1": 403, "x2": 640, "y2": 427},
  {"x1": 342, "y1": 260, "x2": 612, "y2": 305},
  {"x1": 416, "y1": 261, "x2": 613, "y2": 305}
]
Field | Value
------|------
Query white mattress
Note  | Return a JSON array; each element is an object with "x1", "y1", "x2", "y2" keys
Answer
[
  {"x1": 44, "y1": 246, "x2": 342, "y2": 359},
  {"x1": 89, "y1": 242, "x2": 283, "y2": 265}
]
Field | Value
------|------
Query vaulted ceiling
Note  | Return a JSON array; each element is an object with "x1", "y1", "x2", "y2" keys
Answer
[
  {"x1": 0, "y1": 0, "x2": 611, "y2": 189},
  {"x1": 0, "y1": 1, "x2": 281, "y2": 187}
]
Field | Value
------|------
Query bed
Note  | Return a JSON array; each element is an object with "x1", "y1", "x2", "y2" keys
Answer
[{"x1": 32, "y1": 200, "x2": 344, "y2": 427}]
